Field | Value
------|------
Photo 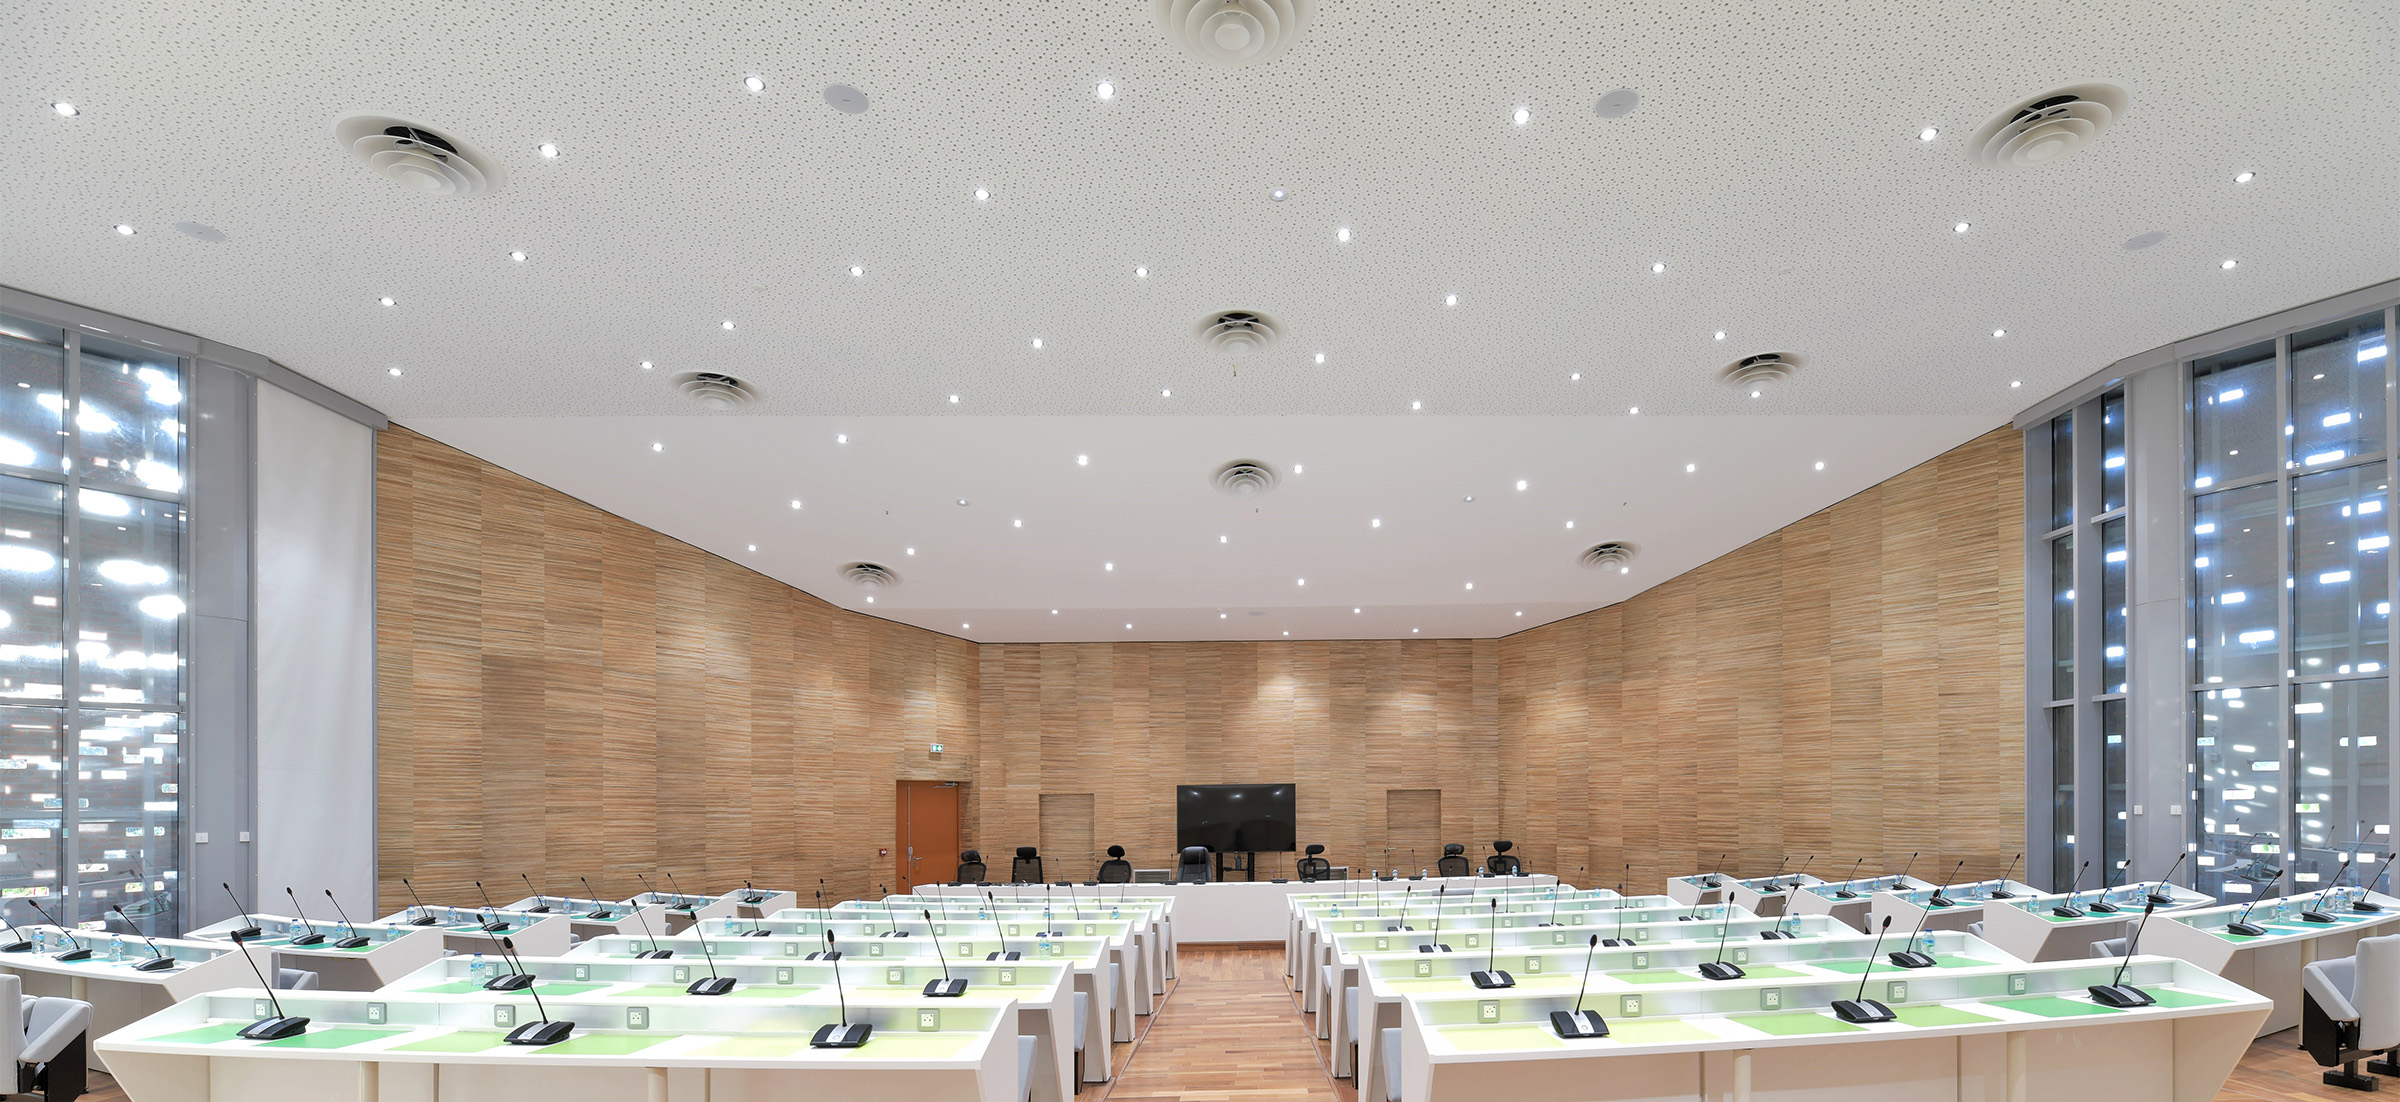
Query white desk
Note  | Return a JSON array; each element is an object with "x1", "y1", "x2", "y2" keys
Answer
[
  {"x1": 930, "y1": 876, "x2": 1544, "y2": 943},
  {"x1": 187, "y1": 915, "x2": 446, "y2": 990},
  {"x1": 1726, "y1": 875, "x2": 1825, "y2": 919},
  {"x1": 2148, "y1": 889, "x2": 2400, "y2": 1036},
  {"x1": 0, "y1": 926, "x2": 263, "y2": 1072},
  {"x1": 373, "y1": 904, "x2": 575, "y2": 957},
  {"x1": 1788, "y1": 876, "x2": 1935, "y2": 931},
  {"x1": 1978, "y1": 883, "x2": 2219, "y2": 964}
]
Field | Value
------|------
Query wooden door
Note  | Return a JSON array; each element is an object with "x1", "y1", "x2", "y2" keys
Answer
[{"x1": 896, "y1": 781, "x2": 963, "y2": 893}]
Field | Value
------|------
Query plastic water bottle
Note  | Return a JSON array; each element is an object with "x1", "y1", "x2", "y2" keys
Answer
[
  {"x1": 724, "y1": 916, "x2": 739, "y2": 937},
  {"x1": 1920, "y1": 931, "x2": 1936, "y2": 958},
  {"x1": 470, "y1": 952, "x2": 487, "y2": 982},
  {"x1": 109, "y1": 935, "x2": 123, "y2": 961}
]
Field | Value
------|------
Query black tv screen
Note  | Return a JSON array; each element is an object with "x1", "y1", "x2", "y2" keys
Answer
[{"x1": 1177, "y1": 784, "x2": 1297, "y2": 853}]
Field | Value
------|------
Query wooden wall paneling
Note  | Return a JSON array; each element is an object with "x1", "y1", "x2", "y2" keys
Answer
[
  {"x1": 1385, "y1": 789, "x2": 1442, "y2": 875},
  {"x1": 1039, "y1": 793, "x2": 1096, "y2": 880}
]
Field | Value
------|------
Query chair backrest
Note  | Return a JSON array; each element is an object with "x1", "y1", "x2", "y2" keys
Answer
[
  {"x1": 1436, "y1": 844, "x2": 1471, "y2": 877},
  {"x1": 956, "y1": 850, "x2": 988, "y2": 884},
  {"x1": 1178, "y1": 846, "x2": 1212, "y2": 884},
  {"x1": 0, "y1": 974, "x2": 23, "y2": 1066},
  {"x1": 1098, "y1": 845, "x2": 1134, "y2": 883},
  {"x1": 277, "y1": 968, "x2": 321, "y2": 990},
  {"x1": 1012, "y1": 846, "x2": 1044, "y2": 884},
  {"x1": 1484, "y1": 853, "x2": 1523, "y2": 875},
  {"x1": 2355, "y1": 933, "x2": 2400, "y2": 1050},
  {"x1": 1298, "y1": 856, "x2": 1331, "y2": 881}
]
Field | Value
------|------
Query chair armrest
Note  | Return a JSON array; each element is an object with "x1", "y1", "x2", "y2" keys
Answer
[
  {"x1": 20, "y1": 998, "x2": 88, "y2": 1064},
  {"x1": 2306, "y1": 958, "x2": 2362, "y2": 1022}
]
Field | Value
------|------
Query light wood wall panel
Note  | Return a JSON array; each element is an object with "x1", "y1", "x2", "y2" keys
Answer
[
  {"x1": 1497, "y1": 427, "x2": 2026, "y2": 893},
  {"x1": 376, "y1": 428, "x2": 980, "y2": 913}
]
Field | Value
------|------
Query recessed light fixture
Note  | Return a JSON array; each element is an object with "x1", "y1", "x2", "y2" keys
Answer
[
  {"x1": 1565, "y1": 520, "x2": 1575, "y2": 529},
  {"x1": 747, "y1": 544, "x2": 756, "y2": 552},
  {"x1": 1464, "y1": 582, "x2": 1474, "y2": 590},
  {"x1": 1619, "y1": 566, "x2": 1630, "y2": 575},
  {"x1": 721, "y1": 320, "x2": 736, "y2": 330},
  {"x1": 1296, "y1": 578, "x2": 1306, "y2": 587},
  {"x1": 1463, "y1": 494, "x2": 1475, "y2": 503},
  {"x1": 2221, "y1": 258, "x2": 2239, "y2": 270},
  {"x1": 509, "y1": 250, "x2": 526, "y2": 262},
  {"x1": 1411, "y1": 400, "x2": 1422, "y2": 411},
  {"x1": 1282, "y1": 630, "x2": 1290, "y2": 636},
  {"x1": 1051, "y1": 609, "x2": 1058, "y2": 615},
  {"x1": 1104, "y1": 562, "x2": 1114, "y2": 571},
  {"x1": 1161, "y1": 388, "x2": 1171, "y2": 397},
  {"x1": 1814, "y1": 461, "x2": 1826, "y2": 471},
  {"x1": 1353, "y1": 608, "x2": 1361, "y2": 614},
  {"x1": 1511, "y1": 106, "x2": 1531, "y2": 126},
  {"x1": 1628, "y1": 406, "x2": 1639, "y2": 415},
  {"x1": 1096, "y1": 80, "x2": 1115, "y2": 100},
  {"x1": 1135, "y1": 265, "x2": 1148, "y2": 278},
  {"x1": 1030, "y1": 337, "x2": 1043, "y2": 349},
  {"x1": 1650, "y1": 261, "x2": 1665, "y2": 274},
  {"x1": 791, "y1": 500, "x2": 802, "y2": 509},
  {"x1": 52, "y1": 102, "x2": 77, "y2": 117},
  {"x1": 1570, "y1": 372, "x2": 1581, "y2": 381},
  {"x1": 1220, "y1": 612, "x2": 1228, "y2": 619},
  {"x1": 1076, "y1": 454, "x2": 1088, "y2": 465},
  {"x1": 866, "y1": 595, "x2": 874, "y2": 603},
  {"x1": 2011, "y1": 380, "x2": 2022, "y2": 388},
  {"x1": 1993, "y1": 328, "x2": 2006, "y2": 338},
  {"x1": 850, "y1": 265, "x2": 863, "y2": 277},
  {"x1": 651, "y1": 442, "x2": 663, "y2": 452},
  {"x1": 378, "y1": 296, "x2": 396, "y2": 307},
  {"x1": 837, "y1": 433, "x2": 848, "y2": 443},
  {"x1": 949, "y1": 394, "x2": 960, "y2": 403},
  {"x1": 388, "y1": 367, "x2": 403, "y2": 377},
  {"x1": 1516, "y1": 610, "x2": 1524, "y2": 616},
  {"x1": 1125, "y1": 623, "x2": 1133, "y2": 630},
  {"x1": 113, "y1": 224, "x2": 135, "y2": 236},
  {"x1": 1268, "y1": 187, "x2": 1288, "y2": 201},
  {"x1": 745, "y1": 75, "x2": 766, "y2": 93},
  {"x1": 956, "y1": 498, "x2": 968, "y2": 506},
  {"x1": 1444, "y1": 293, "x2": 1458, "y2": 307},
  {"x1": 1412, "y1": 628, "x2": 1420, "y2": 633},
  {"x1": 1371, "y1": 518, "x2": 1381, "y2": 528},
  {"x1": 2235, "y1": 171, "x2": 2255, "y2": 184},
  {"x1": 1685, "y1": 463, "x2": 1696, "y2": 473},
  {"x1": 1314, "y1": 352, "x2": 1325, "y2": 364},
  {"x1": 640, "y1": 360, "x2": 654, "y2": 370},
  {"x1": 906, "y1": 547, "x2": 916, "y2": 555},
  {"x1": 1919, "y1": 127, "x2": 1938, "y2": 142},
  {"x1": 974, "y1": 187, "x2": 990, "y2": 202},
  {"x1": 1292, "y1": 464, "x2": 1303, "y2": 474},
  {"x1": 537, "y1": 142, "x2": 559, "y2": 159},
  {"x1": 1013, "y1": 519, "x2": 1022, "y2": 527},
  {"x1": 1953, "y1": 221, "x2": 1971, "y2": 233},
  {"x1": 1336, "y1": 226, "x2": 1351, "y2": 243},
  {"x1": 1713, "y1": 330, "x2": 1726, "y2": 341},
  {"x1": 1515, "y1": 479, "x2": 1528, "y2": 491},
  {"x1": 1219, "y1": 534, "x2": 1229, "y2": 544}
]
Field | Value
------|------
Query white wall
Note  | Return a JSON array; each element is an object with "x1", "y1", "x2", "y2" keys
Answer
[{"x1": 252, "y1": 384, "x2": 376, "y2": 913}]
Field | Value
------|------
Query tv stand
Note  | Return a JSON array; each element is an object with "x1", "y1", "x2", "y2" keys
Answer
[{"x1": 1215, "y1": 852, "x2": 1258, "y2": 882}]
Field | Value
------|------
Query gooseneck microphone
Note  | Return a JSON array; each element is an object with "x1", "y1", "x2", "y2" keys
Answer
[
  {"x1": 1696, "y1": 911, "x2": 1745, "y2": 980},
  {"x1": 684, "y1": 912, "x2": 734, "y2": 995},
  {"x1": 1924, "y1": 861, "x2": 1966, "y2": 909},
  {"x1": 742, "y1": 879, "x2": 769, "y2": 906},
  {"x1": 1701, "y1": 853, "x2": 1730, "y2": 890},
  {"x1": 1604, "y1": 879, "x2": 1633, "y2": 947},
  {"x1": 1390, "y1": 885, "x2": 1416, "y2": 932},
  {"x1": 984, "y1": 891, "x2": 1019, "y2": 960},
  {"x1": 1988, "y1": 854, "x2": 2024, "y2": 899},
  {"x1": 228, "y1": 928, "x2": 309, "y2": 1039},
  {"x1": 923, "y1": 909, "x2": 968, "y2": 996},
  {"x1": 1470, "y1": 899, "x2": 1514, "y2": 988},
  {"x1": 2303, "y1": 857, "x2": 2356, "y2": 923},
  {"x1": 471, "y1": 881, "x2": 511, "y2": 932},
  {"x1": 0, "y1": 903, "x2": 31, "y2": 953},
  {"x1": 2144, "y1": 851, "x2": 2190, "y2": 907},
  {"x1": 223, "y1": 882, "x2": 265, "y2": 938},
  {"x1": 481, "y1": 931, "x2": 535, "y2": 989},
  {"x1": 1783, "y1": 856, "x2": 1815, "y2": 895},
  {"x1": 1551, "y1": 934, "x2": 1608, "y2": 1037},
  {"x1": 2052, "y1": 862, "x2": 2093, "y2": 918},
  {"x1": 2087, "y1": 901, "x2": 2160, "y2": 1007},
  {"x1": 112, "y1": 904, "x2": 177, "y2": 972},
  {"x1": 1832, "y1": 857, "x2": 1870, "y2": 900},
  {"x1": 662, "y1": 871, "x2": 698, "y2": 912},
  {"x1": 520, "y1": 874, "x2": 552, "y2": 914},
  {"x1": 283, "y1": 887, "x2": 326, "y2": 946},
  {"x1": 1888, "y1": 884, "x2": 1945, "y2": 969},
  {"x1": 629, "y1": 894, "x2": 673, "y2": 958},
  {"x1": 879, "y1": 886, "x2": 908, "y2": 937},
  {"x1": 2226, "y1": 867, "x2": 2286, "y2": 936},
  {"x1": 497, "y1": 936, "x2": 574, "y2": 1045},
  {"x1": 2356, "y1": 853, "x2": 2396, "y2": 912},
  {"x1": 27, "y1": 900, "x2": 88, "y2": 961},
  {"x1": 2087, "y1": 859, "x2": 2127, "y2": 915},
  {"x1": 322, "y1": 890, "x2": 372, "y2": 949},
  {"x1": 810, "y1": 931, "x2": 872, "y2": 1048},
  {"x1": 577, "y1": 876, "x2": 616, "y2": 920},
  {"x1": 1831, "y1": 917, "x2": 1899, "y2": 1023},
  {"x1": 1419, "y1": 886, "x2": 1451, "y2": 953}
]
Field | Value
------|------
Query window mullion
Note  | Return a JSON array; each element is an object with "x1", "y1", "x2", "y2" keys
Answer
[{"x1": 59, "y1": 332, "x2": 83, "y2": 927}]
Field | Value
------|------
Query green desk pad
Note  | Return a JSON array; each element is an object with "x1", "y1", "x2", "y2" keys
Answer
[
  {"x1": 1436, "y1": 1024, "x2": 1566, "y2": 1052},
  {"x1": 1893, "y1": 1005, "x2": 1998, "y2": 1028},
  {"x1": 534, "y1": 1033, "x2": 671, "y2": 1057},
  {"x1": 1726, "y1": 1012, "x2": 1866, "y2": 1037},
  {"x1": 1602, "y1": 1019, "x2": 1717, "y2": 1045},
  {"x1": 416, "y1": 981, "x2": 608, "y2": 997},
  {"x1": 839, "y1": 1033, "x2": 977, "y2": 1059},
  {"x1": 393, "y1": 1031, "x2": 513, "y2": 1054},
  {"x1": 1987, "y1": 995, "x2": 2121, "y2": 1019},
  {"x1": 149, "y1": 1022, "x2": 253, "y2": 1046},
  {"x1": 259, "y1": 1027, "x2": 406, "y2": 1050},
  {"x1": 1812, "y1": 955, "x2": 1993, "y2": 974}
]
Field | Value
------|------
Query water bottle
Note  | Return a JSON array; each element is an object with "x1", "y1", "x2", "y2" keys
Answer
[
  {"x1": 470, "y1": 952, "x2": 486, "y2": 982},
  {"x1": 109, "y1": 935, "x2": 123, "y2": 961},
  {"x1": 724, "y1": 916, "x2": 739, "y2": 937},
  {"x1": 1920, "y1": 931, "x2": 1936, "y2": 958}
]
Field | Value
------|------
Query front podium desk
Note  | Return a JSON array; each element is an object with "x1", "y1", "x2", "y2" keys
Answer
[
  {"x1": 576, "y1": 929, "x2": 1126, "y2": 1086},
  {"x1": 1725, "y1": 875, "x2": 1824, "y2": 920},
  {"x1": 1977, "y1": 883, "x2": 2220, "y2": 963},
  {"x1": 779, "y1": 910, "x2": 1155, "y2": 1034},
  {"x1": 1289, "y1": 889, "x2": 1651, "y2": 1011},
  {"x1": 1383, "y1": 955, "x2": 2268, "y2": 1102},
  {"x1": 921, "y1": 875, "x2": 1541, "y2": 944},
  {"x1": 828, "y1": 896, "x2": 1172, "y2": 1015},
  {"x1": 906, "y1": 886, "x2": 1179, "y2": 987},
  {"x1": 2147, "y1": 889, "x2": 2400, "y2": 1037},
  {"x1": 1862, "y1": 879, "x2": 2053, "y2": 936},
  {"x1": 371, "y1": 904, "x2": 575, "y2": 957},
  {"x1": 187, "y1": 915, "x2": 447, "y2": 990},
  {"x1": 492, "y1": 894, "x2": 677, "y2": 943},
  {"x1": 0, "y1": 927, "x2": 264, "y2": 1072},
  {"x1": 97, "y1": 983, "x2": 1022, "y2": 1102},
  {"x1": 1788, "y1": 875, "x2": 1935, "y2": 931}
]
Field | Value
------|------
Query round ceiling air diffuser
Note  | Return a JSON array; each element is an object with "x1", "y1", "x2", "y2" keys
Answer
[
  {"x1": 1966, "y1": 83, "x2": 2128, "y2": 169},
  {"x1": 1154, "y1": 0, "x2": 1314, "y2": 67},
  {"x1": 332, "y1": 114, "x2": 504, "y2": 196}
]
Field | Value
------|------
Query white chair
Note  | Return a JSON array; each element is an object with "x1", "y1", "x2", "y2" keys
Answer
[
  {"x1": 276, "y1": 968, "x2": 321, "y2": 990},
  {"x1": 2089, "y1": 937, "x2": 2128, "y2": 959},
  {"x1": 2303, "y1": 931, "x2": 2400, "y2": 1090},
  {"x1": 2, "y1": 973, "x2": 92, "y2": 1102},
  {"x1": 1016, "y1": 1034, "x2": 1036, "y2": 1101},
  {"x1": 1071, "y1": 991, "x2": 1089, "y2": 1083}
]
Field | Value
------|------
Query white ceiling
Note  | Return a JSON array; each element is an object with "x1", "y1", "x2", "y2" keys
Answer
[{"x1": 7, "y1": 1, "x2": 2399, "y2": 640}]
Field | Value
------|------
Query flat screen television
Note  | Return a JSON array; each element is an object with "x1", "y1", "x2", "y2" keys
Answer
[{"x1": 1176, "y1": 783, "x2": 1297, "y2": 853}]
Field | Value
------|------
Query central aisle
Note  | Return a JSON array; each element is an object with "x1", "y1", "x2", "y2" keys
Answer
[{"x1": 1102, "y1": 946, "x2": 1344, "y2": 1101}]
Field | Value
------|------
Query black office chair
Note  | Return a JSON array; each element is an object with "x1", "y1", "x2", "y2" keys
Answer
[
  {"x1": 955, "y1": 850, "x2": 987, "y2": 884},
  {"x1": 1297, "y1": 843, "x2": 1331, "y2": 882},
  {"x1": 1177, "y1": 846, "x2": 1212, "y2": 884},
  {"x1": 1437, "y1": 843, "x2": 1471, "y2": 877},
  {"x1": 1485, "y1": 840, "x2": 1524, "y2": 875},
  {"x1": 1011, "y1": 846, "x2": 1044, "y2": 884},
  {"x1": 1097, "y1": 846, "x2": 1134, "y2": 883}
]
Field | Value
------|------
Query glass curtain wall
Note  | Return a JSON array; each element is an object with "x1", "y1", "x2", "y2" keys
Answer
[
  {"x1": 2191, "y1": 310, "x2": 2395, "y2": 900},
  {"x1": 2040, "y1": 390, "x2": 2130, "y2": 891},
  {"x1": 0, "y1": 313, "x2": 184, "y2": 935}
]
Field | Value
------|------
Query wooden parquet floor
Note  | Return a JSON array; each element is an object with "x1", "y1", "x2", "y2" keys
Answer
[{"x1": 39, "y1": 948, "x2": 2384, "y2": 1101}]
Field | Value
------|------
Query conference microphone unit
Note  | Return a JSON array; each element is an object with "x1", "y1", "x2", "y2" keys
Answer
[
  {"x1": 226, "y1": 928, "x2": 309, "y2": 1039},
  {"x1": 922, "y1": 909, "x2": 968, "y2": 997},
  {"x1": 810, "y1": 931, "x2": 873, "y2": 1048},
  {"x1": 662, "y1": 871, "x2": 699, "y2": 913},
  {"x1": 1831, "y1": 856, "x2": 1871, "y2": 900},
  {"x1": 2085, "y1": 860, "x2": 2126, "y2": 915},
  {"x1": 742, "y1": 880, "x2": 770, "y2": 906},
  {"x1": 1783, "y1": 855, "x2": 1815, "y2": 896},
  {"x1": 1418, "y1": 886, "x2": 1451, "y2": 953},
  {"x1": 879, "y1": 886, "x2": 910, "y2": 937},
  {"x1": 1550, "y1": 935, "x2": 1609, "y2": 1038},
  {"x1": 2225, "y1": 867, "x2": 2285, "y2": 937},
  {"x1": 1390, "y1": 885, "x2": 1416, "y2": 932},
  {"x1": 519, "y1": 874, "x2": 552, "y2": 913},
  {"x1": 2144, "y1": 851, "x2": 2189, "y2": 907},
  {"x1": 280, "y1": 888, "x2": 327, "y2": 946},
  {"x1": 2357, "y1": 853, "x2": 2396, "y2": 912},
  {"x1": 321, "y1": 890, "x2": 373, "y2": 949},
  {"x1": 1987, "y1": 854, "x2": 2024, "y2": 899},
  {"x1": 495, "y1": 936, "x2": 575, "y2": 1046},
  {"x1": 2086, "y1": 901, "x2": 2159, "y2": 1008},
  {"x1": 1830, "y1": 918, "x2": 1899, "y2": 1024},
  {"x1": 576, "y1": 877, "x2": 617, "y2": 920},
  {"x1": 2052, "y1": 862, "x2": 2093, "y2": 919},
  {"x1": 1470, "y1": 899, "x2": 1514, "y2": 988},
  {"x1": 741, "y1": 905, "x2": 772, "y2": 937},
  {"x1": 684, "y1": 915, "x2": 735, "y2": 995},
  {"x1": 1603, "y1": 878, "x2": 1633, "y2": 947},
  {"x1": 0, "y1": 902, "x2": 31, "y2": 953},
  {"x1": 2303, "y1": 856, "x2": 2359, "y2": 923},
  {"x1": 1887, "y1": 884, "x2": 1944, "y2": 969},
  {"x1": 1923, "y1": 861, "x2": 1966, "y2": 909},
  {"x1": 1700, "y1": 853, "x2": 1730, "y2": 890},
  {"x1": 480, "y1": 931, "x2": 536, "y2": 989},
  {"x1": 471, "y1": 881, "x2": 513, "y2": 932},
  {"x1": 27, "y1": 899, "x2": 89, "y2": 961},
  {"x1": 1761, "y1": 906, "x2": 1798, "y2": 940},
  {"x1": 223, "y1": 882, "x2": 266, "y2": 939},
  {"x1": 1695, "y1": 912, "x2": 1745, "y2": 980},
  {"x1": 628, "y1": 893, "x2": 673, "y2": 958},
  {"x1": 112, "y1": 905, "x2": 178, "y2": 971},
  {"x1": 983, "y1": 892, "x2": 1020, "y2": 960}
]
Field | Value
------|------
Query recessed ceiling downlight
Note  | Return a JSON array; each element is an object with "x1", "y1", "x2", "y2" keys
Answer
[
  {"x1": 333, "y1": 114, "x2": 504, "y2": 196},
  {"x1": 1155, "y1": 0, "x2": 1313, "y2": 67},
  {"x1": 1579, "y1": 542, "x2": 1638, "y2": 570},
  {"x1": 1195, "y1": 310, "x2": 1281, "y2": 354},
  {"x1": 1720, "y1": 351, "x2": 1802, "y2": 392},
  {"x1": 1966, "y1": 82, "x2": 2128, "y2": 169},
  {"x1": 671, "y1": 371, "x2": 758, "y2": 410},
  {"x1": 1212, "y1": 460, "x2": 1279, "y2": 497},
  {"x1": 840, "y1": 562, "x2": 899, "y2": 590}
]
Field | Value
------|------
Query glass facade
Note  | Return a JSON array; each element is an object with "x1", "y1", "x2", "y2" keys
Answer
[
  {"x1": 0, "y1": 315, "x2": 183, "y2": 934},
  {"x1": 2042, "y1": 391, "x2": 2132, "y2": 888}
]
